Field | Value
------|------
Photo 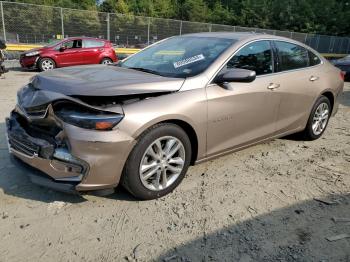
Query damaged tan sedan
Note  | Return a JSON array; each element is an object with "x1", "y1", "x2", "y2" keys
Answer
[{"x1": 6, "y1": 33, "x2": 344, "y2": 199}]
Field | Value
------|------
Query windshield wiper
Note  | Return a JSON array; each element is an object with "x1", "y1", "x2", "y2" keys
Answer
[{"x1": 128, "y1": 67, "x2": 163, "y2": 76}]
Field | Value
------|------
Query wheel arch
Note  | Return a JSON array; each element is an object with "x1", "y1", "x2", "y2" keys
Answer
[
  {"x1": 320, "y1": 91, "x2": 334, "y2": 113},
  {"x1": 159, "y1": 119, "x2": 199, "y2": 165},
  {"x1": 100, "y1": 56, "x2": 113, "y2": 63},
  {"x1": 37, "y1": 56, "x2": 57, "y2": 68},
  {"x1": 133, "y1": 119, "x2": 199, "y2": 166}
]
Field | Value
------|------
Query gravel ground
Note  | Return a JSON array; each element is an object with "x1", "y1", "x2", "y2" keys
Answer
[{"x1": 0, "y1": 70, "x2": 349, "y2": 262}]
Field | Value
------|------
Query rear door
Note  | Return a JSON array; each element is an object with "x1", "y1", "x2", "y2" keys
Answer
[
  {"x1": 206, "y1": 40, "x2": 281, "y2": 156},
  {"x1": 81, "y1": 39, "x2": 106, "y2": 64},
  {"x1": 272, "y1": 41, "x2": 322, "y2": 134},
  {"x1": 55, "y1": 39, "x2": 83, "y2": 66}
]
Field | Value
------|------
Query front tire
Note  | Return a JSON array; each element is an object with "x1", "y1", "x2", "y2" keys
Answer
[
  {"x1": 121, "y1": 123, "x2": 192, "y2": 200},
  {"x1": 38, "y1": 58, "x2": 56, "y2": 71},
  {"x1": 302, "y1": 95, "x2": 331, "y2": 140}
]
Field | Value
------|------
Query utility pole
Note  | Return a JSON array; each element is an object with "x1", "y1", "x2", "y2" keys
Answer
[
  {"x1": 147, "y1": 17, "x2": 150, "y2": 45},
  {"x1": 60, "y1": 8, "x2": 64, "y2": 38},
  {"x1": 1, "y1": 2, "x2": 6, "y2": 41},
  {"x1": 107, "y1": 13, "x2": 110, "y2": 40}
]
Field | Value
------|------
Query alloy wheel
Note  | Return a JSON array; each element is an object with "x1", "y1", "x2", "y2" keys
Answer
[
  {"x1": 139, "y1": 136, "x2": 185, "y2": 191},
  {"x1": 312, "y1": 102, "x2": 329, "y2": 135},
  {"x1": 102, "y1": 59, "x2": 113, "y2": 65},
  {"x1": 41, "y1": 59, "x2": 54, "y2": 71}
]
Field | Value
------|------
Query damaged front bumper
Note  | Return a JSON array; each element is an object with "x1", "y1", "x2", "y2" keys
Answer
[
  {"x1": 19, "y1": 55, "x2": 40, "y2": 69},
  {"x1": 6, "y1": 110, "x2": 135, "y2": 194}
]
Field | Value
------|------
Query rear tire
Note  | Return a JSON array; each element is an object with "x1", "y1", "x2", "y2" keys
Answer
[
  {"x1": 121, "y1": 123, "x2": 192, "y2": 200},
  {"x1": 38, "y1": 58, "x2": 56, "y2": 71},
  {"x1": 100, "y1": 58, "x2": 113, "y2": 65},
  {"x1": 302, "y1": 95, "x2": 331, "y2": 140}
]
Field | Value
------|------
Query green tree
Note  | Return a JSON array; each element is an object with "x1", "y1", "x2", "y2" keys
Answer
[
  {"x1": 209, "y1": 1, "x2": 231, "y2": 24},
  {"x1": 99, "y1": 0, "x2": 130, "y2": 14},
  {"x1": 99, "y1": 0, "x2": 115, "y2": 12},
  {"x1": 153, "y1": 0, "x2": 176, "y2": 18},
  {"x1": 180, "y1": 0, "x2": 208, "y2": 22},
  {"x1": 6, "y1": 0, "x2": 350, "y2": 36},
  {"x1": 116, "y1": 0, "x2": 130, "y2": 13},
  {"x1": 237, "y1": 0, "x2": 272, "y2": 29},
  {"x1": 8, "y1": 0, "x2": 97, "y2": 10}
]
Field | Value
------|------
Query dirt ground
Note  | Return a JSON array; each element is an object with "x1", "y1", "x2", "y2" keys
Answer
[{"x1": 0, "y1": 70, "x2": 349, "y2": 262}]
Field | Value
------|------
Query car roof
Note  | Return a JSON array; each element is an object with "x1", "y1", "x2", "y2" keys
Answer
[
  {"x1": 181, "y1": 32, "x2": 318, "y2": 51},
  {"x1": 182, "y1": 32, "x2": 259, "y2": 40},
  {"x1": 62, "y1": 36, "x2": 107, "y2": 41},
  {"x1": 182, "y1": 32, "x2": 297, "y2": 43}
]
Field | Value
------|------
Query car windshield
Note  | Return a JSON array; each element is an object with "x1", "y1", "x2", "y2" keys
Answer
[
  {"x1": 44, "y1": 39, "x2": 62, "y2": 48},
  {"x1": 119, "y1": 36, "x2": 236, "y2": 78}
]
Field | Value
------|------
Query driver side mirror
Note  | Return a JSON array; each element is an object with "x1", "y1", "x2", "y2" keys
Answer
[
  {"x1": 214, "y1": 68, "x2": 256, "y2": 85},
  {"x1": 59, "y1": 46, "x2": 67, "y2": 52}
]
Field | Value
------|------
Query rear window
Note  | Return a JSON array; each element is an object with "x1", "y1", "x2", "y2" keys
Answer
[
  {"x1": 83, "y1": 40, "x2": 105, "y2": 48},
  {"x1": 309, "y1": 51, "x2": 321, "y2": 66},
  {"x1": 275, "y1": 41, "x2": 309, "y2": 71}
]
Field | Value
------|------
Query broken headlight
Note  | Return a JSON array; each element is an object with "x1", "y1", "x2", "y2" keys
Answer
[{"x1": 54, "y1": 103, "x2": 123, "y2": 131}]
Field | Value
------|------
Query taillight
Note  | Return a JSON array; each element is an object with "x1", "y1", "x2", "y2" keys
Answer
[{"x1": 340, "y1": 71, "x2": 345, "y2": 81}]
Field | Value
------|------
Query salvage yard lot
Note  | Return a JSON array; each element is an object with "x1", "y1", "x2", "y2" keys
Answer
[{"x1": 0, "y1": 71, "x2": 350, "y2": 262}]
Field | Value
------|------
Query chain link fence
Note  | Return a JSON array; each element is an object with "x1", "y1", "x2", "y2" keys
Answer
[{"x1": 0, "y1": 1, "x2": 349, "y2": 54}]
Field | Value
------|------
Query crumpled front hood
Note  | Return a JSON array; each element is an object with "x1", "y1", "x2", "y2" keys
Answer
[
  {"x1": 17, "y1": 85, "x2": 124, "y2": 115},
  {"x1": 31, "y1": 65, "x2": 185, "y2": 96}
]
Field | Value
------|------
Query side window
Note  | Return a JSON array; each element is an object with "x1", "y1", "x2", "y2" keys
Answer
[
  {"x1": 309, "y1": 51, "x2": 321, "y2": 66},
  {"x1": 59, "y1": 39, "x2": 82, "y2": 49},
  {"x1": 226, "y1": 40, "x2": 273, "y2": 76},
  {"x1": 83, "y1": 40, "x2": 105, "y2": 48},
  {"x1": 61, "y1": 40, "x2": 74, "y2": 49},
  {"x1": 275, "y1": 41, "x2": 309, "y2": 71},
  {"x1": 73, "y1": 39, "x2": 82, "y2": 48}
]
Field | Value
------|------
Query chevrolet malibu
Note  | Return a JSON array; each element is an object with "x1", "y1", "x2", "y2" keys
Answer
[{"x1": 7, "y1": 33, "x2": 344, "y2": 200}]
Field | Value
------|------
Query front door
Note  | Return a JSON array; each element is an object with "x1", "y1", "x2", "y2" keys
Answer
[
  {"x1": 206, "y1": 40, "x2": 281, "y2": 157},
  {"x1": 55, "y1": 39, "x2": 83, "y2": 66}
]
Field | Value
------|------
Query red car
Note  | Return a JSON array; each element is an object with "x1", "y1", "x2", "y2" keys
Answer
[{"x1": 20, "y1": 37, "x2": 118, "y2": 71}]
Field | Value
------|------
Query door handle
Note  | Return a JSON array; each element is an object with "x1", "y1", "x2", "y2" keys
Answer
[
  {"x1": 309, "y1": 76, "x2": 319, "y2": 81},
  {"x1": 267, "y1": 83, "x2": 280, "y2": 90}
]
